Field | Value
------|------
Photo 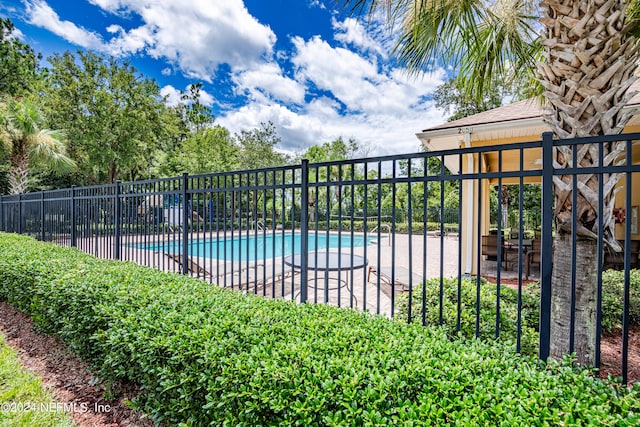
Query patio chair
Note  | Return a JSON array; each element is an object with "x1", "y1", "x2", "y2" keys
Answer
[
  {"x1": 481, "y1": 235, "x2": 498, "y2": 261},
  {"x1": 483, "y1": 234, "x2": 523, "y2": 271},
  {"x1": 367, "y1": 265, "x2": 423, "y2": 298},
  {"x1": 214, "y1": 261, "x2": 266, "y2": 291},
  {"x1": 525, "y1": 239, "x2": 541, "y2": 280},
  {"x1": 603, "y1": 240, "x2": 640, "y2": 270},
  {"x1": 164, "y1": 253, "x2": 212, "y2": 281}
]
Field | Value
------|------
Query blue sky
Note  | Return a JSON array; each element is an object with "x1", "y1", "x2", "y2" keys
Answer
[{"x1": 1, "y1": 0, "x2": 449, "y2": 156}]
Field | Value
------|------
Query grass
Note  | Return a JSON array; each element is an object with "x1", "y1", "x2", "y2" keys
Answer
[{"x1": 0, "y1": 333, "x2": 75, "y2": 427}]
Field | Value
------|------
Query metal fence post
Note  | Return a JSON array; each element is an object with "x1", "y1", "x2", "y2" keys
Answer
[
  {"x1": 17, "y1": 193, "x2": 22, "y2": 235},
  {"x1": 299, "y1": 159, "x2": 309, "y2": 303},
  {"x1": 41, "y1": 191, "x2": 45, "y2": 241},
  {"x1": 71, "y1": 186, "x2": 77, "y2": 247},
  {"x1": 0, "y1": 194, "x2": 4, "y2": 232},
  {"x1": 539, "y1": 132, "x2": 554, "y2": 361},
  {"x1": 114, "y1": 181, "x2": 121, "y2": 260},
  {"x1": 182, "y1": 172, "x2": 189, "y2": 275}
]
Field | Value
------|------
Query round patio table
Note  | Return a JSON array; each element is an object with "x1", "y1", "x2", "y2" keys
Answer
[{"x1": 284, "y1": 251, "x2": 367, "y2": 303}]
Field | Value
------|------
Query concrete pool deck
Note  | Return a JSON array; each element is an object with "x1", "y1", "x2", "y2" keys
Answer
[{"x1": 70, "y1": 230, "x2": 538, "y2": 318}]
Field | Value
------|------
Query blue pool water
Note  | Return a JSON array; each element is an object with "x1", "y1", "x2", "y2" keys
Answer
[{"x1": 145, "y1": 232, "x2": 374, "y2": 261}]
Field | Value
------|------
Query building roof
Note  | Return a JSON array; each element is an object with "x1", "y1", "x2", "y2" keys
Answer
[
  {"x1": 421, "y1": 83, "x2": 640, "y2": 134},
  {"x1": 422, "y1": 98, "x2": 543, "y2": 132},
  {"x1": 417, "y1": 83, "x2": 640, "y2": 174}
]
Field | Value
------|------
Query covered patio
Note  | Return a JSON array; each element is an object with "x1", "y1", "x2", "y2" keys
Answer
[{"x1": 416, "y1": 93, "x2": 640, "y2": 276}]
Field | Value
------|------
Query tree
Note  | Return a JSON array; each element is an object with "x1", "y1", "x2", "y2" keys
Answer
[
  {"x1": 234, "y1": 122, "x2": 290, "y2": 170},
  {"x1": 157, "y1": 125, "x2": 238, "y2": 176},
  {"x1": 301, "y1": 137, "x2": 363, "y2": 163},
  {"x1": 301, "y1": 137, "x2": 366, "y2": 217},
  {"x1": 42, "y1": 50, "x2": 171, "y2": 183},
  {"x1": 341, "y1": 0, "x2": 640, "y2": 365},
  {"x1": 179, "y1": 83, "x2": 215, "y2": 133},
  {"x1": 0, "y1": 98, "x2": 74, "y2": 194},
  {"x1": 0, "y1": 18, "x2": 40, "y2": 97},
  {"x1": 434, "y1": 78, "x2": 514, "y2": 122}
]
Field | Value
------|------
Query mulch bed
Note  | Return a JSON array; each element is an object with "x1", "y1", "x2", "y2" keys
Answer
[
  {"x1": 483, "y1": 276, "x2": 640, "y2": 384},
  {"x1": 599, "y1": 326, "x2": 640, "y2": 384},
  {"x1": 0, "y1": 301, "x2": 154, "y2": 427}
]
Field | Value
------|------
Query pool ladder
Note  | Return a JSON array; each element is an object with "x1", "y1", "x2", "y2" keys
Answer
[{"x1": 369, "y1": 223, "x2": 391, "y2": 246}]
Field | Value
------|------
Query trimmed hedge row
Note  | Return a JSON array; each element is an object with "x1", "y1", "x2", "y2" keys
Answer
[
  {"x1": 309, "y1": 221, "x2": 455, "y2": 234},
  {"x1": 601, "y1": 269, "x2": 640, "y2": 331},
  {"x1": 395, "y1": 278, "x2": 540, "y2": 355},
  {"x1": 395, "y1": 271, "x2": 640, "y2": 357},
  {"x1": 1, "y1": 233, "x2": 639, "y2": 426}
]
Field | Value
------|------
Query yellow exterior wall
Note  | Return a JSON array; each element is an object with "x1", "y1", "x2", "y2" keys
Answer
[
  {"x1": 613, "y1": 172, "x2": 640, "y2": 240},
  {"x1": 457, "y1": 129, "x2": 639, "y2": 274}
]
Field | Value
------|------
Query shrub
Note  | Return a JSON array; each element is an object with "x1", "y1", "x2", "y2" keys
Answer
[
  {"x1": 309, "y1": 221, "x2": 453, "y2": 234},
  {"x1": 1, "y1": 233, "x2": 639, "y2": 426},
  {"x1": 395, "y1": 277, "x2": 540, "y2": 355},
  {"x1": 601, "y1": 269, "x2": 640, "y2": 332}
]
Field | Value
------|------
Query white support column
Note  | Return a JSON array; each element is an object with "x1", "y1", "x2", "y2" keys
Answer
[{"x1": 463, "y1": 133, "x2": 474, "y2": 275}]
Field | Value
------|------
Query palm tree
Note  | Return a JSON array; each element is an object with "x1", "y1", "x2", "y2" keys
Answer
[
  {"x1": 1, "y1": 98, "x2": 75, "y2": 194},
  {"x1": 341, "y1": 0, "x2": 639, "y2": 365}
]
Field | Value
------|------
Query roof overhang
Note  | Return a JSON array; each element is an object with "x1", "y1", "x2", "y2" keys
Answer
[
  {"x1": 417, "y1": 117, "x2": 546, "y2": 151},
  {"x1": 418, "y1": 103, "x2": 640, "y2": 152},
  {"x1": 416, "y1": 103, "x2": 640, "y2": 174}
]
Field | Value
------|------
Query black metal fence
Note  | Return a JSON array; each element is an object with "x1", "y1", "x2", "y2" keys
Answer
[{"x1": 1, "y1": 132, "x2": 638, "y2": 383}]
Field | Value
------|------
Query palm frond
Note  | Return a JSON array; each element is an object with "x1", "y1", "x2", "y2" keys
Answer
[
  {"x1": 27, "y1": 130, "x2": 74, "y2": 172},
  {"x1": 458, "y1": 2, "x2": 540, "y2": 100}
]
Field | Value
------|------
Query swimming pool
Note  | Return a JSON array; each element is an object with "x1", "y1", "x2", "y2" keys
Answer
[{"x1": 144, "y1": 232, "x2": 374, "y2": 262}]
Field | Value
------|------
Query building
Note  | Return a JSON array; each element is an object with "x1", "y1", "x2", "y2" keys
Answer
[{"x1": 417, "y1": 92, "x2": 640, "y2": 275}]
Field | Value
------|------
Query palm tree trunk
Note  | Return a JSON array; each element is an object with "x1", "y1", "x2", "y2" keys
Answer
[
  {"x1": 8, "y1": 150, "x2": 29, "y2": 195},
  {"x1": 539, "y1": 0, "x2": 639, "y2": 365},
  {"x1": 550, "y1": 234, "x2": 597, "y2": 365}
]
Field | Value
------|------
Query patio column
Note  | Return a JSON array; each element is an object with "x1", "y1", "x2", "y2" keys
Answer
[
  {"x1": 461, "y1": 134, "x2": 476, "y2": 275},
  {"x1": 459, "y1": 133, "x2": 491, "y2": 276}
]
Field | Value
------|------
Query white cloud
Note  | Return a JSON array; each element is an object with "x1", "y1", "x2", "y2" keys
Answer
[
  {"x1": 309, "y1": 0, "x2": 326, "y2": 9},
  {"x1": 160, "y1": 85, "x2": 182, "y2": 107},
  {"x1": 332, "y1": 17, "x2": 385, "y2": 57},
  {"x1": 219, "y1": 96, "x2": 446, "y2": 157},
  {"x1": 220, "y1": 28, "x2": 447, "y2": 157},
  {"x1": 291, "y1": 35, "x2": 445, "y2": 116},
  {"x1": 23, "y1": 0, "x2": 447, "y2": 157},
  {"x1": 24, "y1": 0, "x2": 105, "y2": 50},
  {"x1": 26, "y1": 0, "x2": 277, "y2": 81},
  {"x1": 197, "y1": 87, "x2": 215, "y2": 106},
  {"x1": 233, "y1": 63, "x2": 306, "y2": 105}
]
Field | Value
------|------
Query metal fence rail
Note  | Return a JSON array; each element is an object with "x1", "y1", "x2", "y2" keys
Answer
[{"x1": 1, "y1": 132, "x2": 639, "y2": 383}]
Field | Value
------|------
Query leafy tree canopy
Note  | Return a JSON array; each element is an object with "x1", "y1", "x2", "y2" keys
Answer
[
  {"x1": 434, "y1": 77, "x2": 526, "y2": 122},
  {"x1": 301, "y1": 136, "x2": 365, "y2": 163},
  {"x1": 41, "y1": 50, "x2": 173, "y2": 183},
  {"x1": 156, "y1": 125, "x2": 238, "y2": 176},
  {"x1": 0, "y1": 18, "x2": 40, "y2": 97},
  {"x1": 234, "y1": 121, "x2": 290, "y2": 169},
  {"x1": 178, "y1": 82, "x2": 215, "y2": 133}
]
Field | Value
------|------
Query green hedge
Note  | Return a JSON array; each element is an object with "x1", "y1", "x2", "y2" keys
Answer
[
  {"x1": 395, "y1": 272, "x2": 640, "y2": 357},
  {"x1": 395, "y1": 278, "x2": 540, "y2": 355},
  {"x1": 1, "y1": 233, "x2": 639, "y2": 426},
  {"x1": 601, "y1": 269, "x2": 640, "y2": 331},
  {"x1": 309, "y1": 221, "x2": 453, "y2": 234}
]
